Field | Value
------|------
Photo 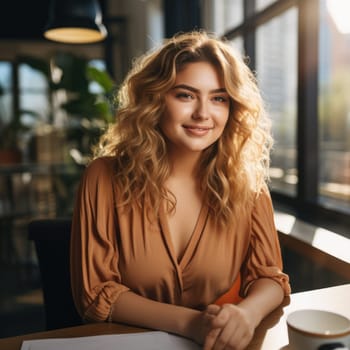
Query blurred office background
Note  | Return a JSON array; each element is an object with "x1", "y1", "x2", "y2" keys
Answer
[{"x1": 0, "y1": 0, "x2": 349, "y2": 338}]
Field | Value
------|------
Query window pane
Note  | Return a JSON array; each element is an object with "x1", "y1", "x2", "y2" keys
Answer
[
  {"x1": 255, "y1": 0, "x2": 276, "y2": 12},
  {"x1": 223, "y1": 0, "x2": 243, "y2": 30},
  {"x1": 0, "y1": 62, "x2": 13, "y2": 124},
  {"x1": 19, "y1": 93, "x2": 50, "y2": 125},
  {"x1": 229, "y1": 36, "x2": 244, "y2": 55},
  {"x1": 18, "y1": 62, "x2": 50, "y2": 125},
  {"x1": 0, "y1": 62, "x2": 12, "y2": 89},
  {"x1": 212, "y1": 0, "x2": 243, "y2": 35},
  {"x1": 318, "y1": 0, "x2": 350, "y2": 213},
  {"x1": 256, "y1": 7, "x2": 298, "y2": 196},
  {"x1": 19, "y1": 63, "x2": 48, "y2": 90}
]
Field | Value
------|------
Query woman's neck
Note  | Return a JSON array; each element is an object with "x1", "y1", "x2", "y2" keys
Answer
[{"x1": 167, "y1": 150, "x2": 202, "y2": 178}]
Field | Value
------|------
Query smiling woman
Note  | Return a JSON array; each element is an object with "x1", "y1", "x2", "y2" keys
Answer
[{"x1": 70, "y1": 31, "x2": 290, "y2": 350}]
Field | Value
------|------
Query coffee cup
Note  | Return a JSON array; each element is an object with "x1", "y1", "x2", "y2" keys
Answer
[{"x1": 287, "y1": 309, "x2": 350, "y2": 350}]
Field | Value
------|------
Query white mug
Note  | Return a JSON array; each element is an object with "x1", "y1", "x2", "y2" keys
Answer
[{"x1": 287, "y1": 309, "x2": 350, "y2": 350}]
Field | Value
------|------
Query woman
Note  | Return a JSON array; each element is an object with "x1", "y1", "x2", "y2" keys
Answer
[{"x1": 70, "y1": 31, "x2": 290, "y2": 349}]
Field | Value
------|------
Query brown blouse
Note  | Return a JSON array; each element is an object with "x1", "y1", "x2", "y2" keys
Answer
[{"x1": 70, "y1": 157, "x2": 290, "y2": 322}]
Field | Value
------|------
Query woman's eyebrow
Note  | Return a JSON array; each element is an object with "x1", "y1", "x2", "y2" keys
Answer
[{"x1": 172, "y1": 84, "x2": 227, "y2": 94}]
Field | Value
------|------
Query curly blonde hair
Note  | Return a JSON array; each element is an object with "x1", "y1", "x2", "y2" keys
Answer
[{"x1": 93, "y1": 30, "x2": 273, "y2": 227}]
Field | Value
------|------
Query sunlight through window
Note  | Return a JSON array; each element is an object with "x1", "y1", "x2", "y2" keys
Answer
[
  {"x1": 274, "y1": 212, "x2": 296, "y2": 234},
  {"x1": 326, "y1": 0, "x2": 350, "y2": 33},
  {"x1": 312, "y1": 228, "x2": 350, "y2": 263}
]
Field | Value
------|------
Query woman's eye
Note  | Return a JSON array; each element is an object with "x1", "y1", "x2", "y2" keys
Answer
[
  {"x1": 213, "y1": 96, "x2": 228, "y2": 103},
  {"x1": 176, "y1": 92, "x2": 193, "y2": 100}
]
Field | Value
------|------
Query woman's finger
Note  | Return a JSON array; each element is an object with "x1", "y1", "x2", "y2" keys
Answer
[
  {"x1": 206, "y1": 304, "x2": 221, "y2": 315},
  {"x1": 203, "y1": 327, "x2": 221, "y2": 350}
]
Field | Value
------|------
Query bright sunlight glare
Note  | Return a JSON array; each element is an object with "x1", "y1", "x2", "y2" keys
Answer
[
  {"x1": 326, "y1": 0, "x2": 350, "y2": 34},
  {"x1": 312, "y1": 228, "x2": 350, "y2": 263}
]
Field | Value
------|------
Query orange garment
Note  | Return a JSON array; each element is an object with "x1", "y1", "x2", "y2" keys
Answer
[
  {"x1": 215, "y1": 274, "x2": 242, "y2": 306},
  {"x1": 70, "y1": 157, "x2": 290, "y2": 322}
]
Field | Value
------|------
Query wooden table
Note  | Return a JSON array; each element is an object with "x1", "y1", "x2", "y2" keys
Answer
[{"x1": 1, "y1": 283, "x2": 349, "y2": 350}]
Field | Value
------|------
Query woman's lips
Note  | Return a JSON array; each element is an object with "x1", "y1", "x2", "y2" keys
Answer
[{"x1": 183, "y1": 125, "x2": 213, "y2": 136}]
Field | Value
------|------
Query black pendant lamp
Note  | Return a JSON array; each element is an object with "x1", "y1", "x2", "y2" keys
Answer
[{"x1": 44, "y1": 0, "x2": 107, "y2": 44}]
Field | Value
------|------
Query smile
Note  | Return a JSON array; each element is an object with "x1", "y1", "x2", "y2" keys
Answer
[
  {"x1": 183, "y1": 125, "x2": 213, "y2": 135},
  {"x1": 183, "y1": 125, "x2": 213, "y2": 130}
]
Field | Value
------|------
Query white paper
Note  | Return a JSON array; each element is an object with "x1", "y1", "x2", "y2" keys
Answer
[{"x1": 20, "y1": 331, "x2": 201, "y2": 350}]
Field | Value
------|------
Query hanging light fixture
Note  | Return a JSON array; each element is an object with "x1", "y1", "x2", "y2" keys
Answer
[{"x1": 44, "y1": 0, "x2": 107, "y2": 44}]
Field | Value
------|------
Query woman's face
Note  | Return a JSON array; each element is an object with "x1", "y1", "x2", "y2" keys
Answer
[{"x1": 160, "y1": 61, "x2": 230, "y2": 156}]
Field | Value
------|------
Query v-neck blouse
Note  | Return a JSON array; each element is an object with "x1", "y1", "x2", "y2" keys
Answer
[
  {"x1": 70, "y1": 157, "x2": 291, "y2": 322},
  {"x1": 159, "y1": 200, "x2": 207, "y2": 268}
]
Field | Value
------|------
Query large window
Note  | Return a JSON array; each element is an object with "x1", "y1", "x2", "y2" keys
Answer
[
  {"x1": 213, "y1": 0, "x2": 350, "y2": 235},
  {"x1": 318, "y1": 0, "x2": 350, "y2": 213},
  {"x1": 256, "y1": 7, "x2": 298, "y2": 196}
]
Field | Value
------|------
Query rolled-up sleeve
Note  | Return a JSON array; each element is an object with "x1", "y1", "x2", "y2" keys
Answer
[
  {"x1": 240, "y1": 188, "x2": 291, "y2": 297},
  {"x1": 70, "y1": 157, "x2": 129, "y2": 322}
]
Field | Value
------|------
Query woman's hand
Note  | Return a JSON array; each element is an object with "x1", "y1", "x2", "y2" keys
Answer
[
  {"x1": 200, "y1": 278, "x2": 285, "y2": 349},
  {"x1": 188, "y1": 279, "x2": 284, "y2": 349},
  {"x1": 202, "y1": 303, "x2": 255, "y2": 350},
  {"x1": 189, "y1": 307, "x2": 218, "y2": 346}
]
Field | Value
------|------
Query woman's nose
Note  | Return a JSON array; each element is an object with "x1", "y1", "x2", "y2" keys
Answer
[{"x1": 193, "y1": 100, "x2": 209, "y2": 120}]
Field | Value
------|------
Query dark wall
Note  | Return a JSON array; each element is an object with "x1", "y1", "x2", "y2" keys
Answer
[
  {"x1": 1, "y1": 0, "x2": 50, "y2": 40},
  {"x1": 163, "y1": 0, "x2": 201, "y2": 38}
]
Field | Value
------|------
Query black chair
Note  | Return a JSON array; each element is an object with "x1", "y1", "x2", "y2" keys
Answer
[{"x1": 28, "y1": 218, "x2": 82, "y2": 330}]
